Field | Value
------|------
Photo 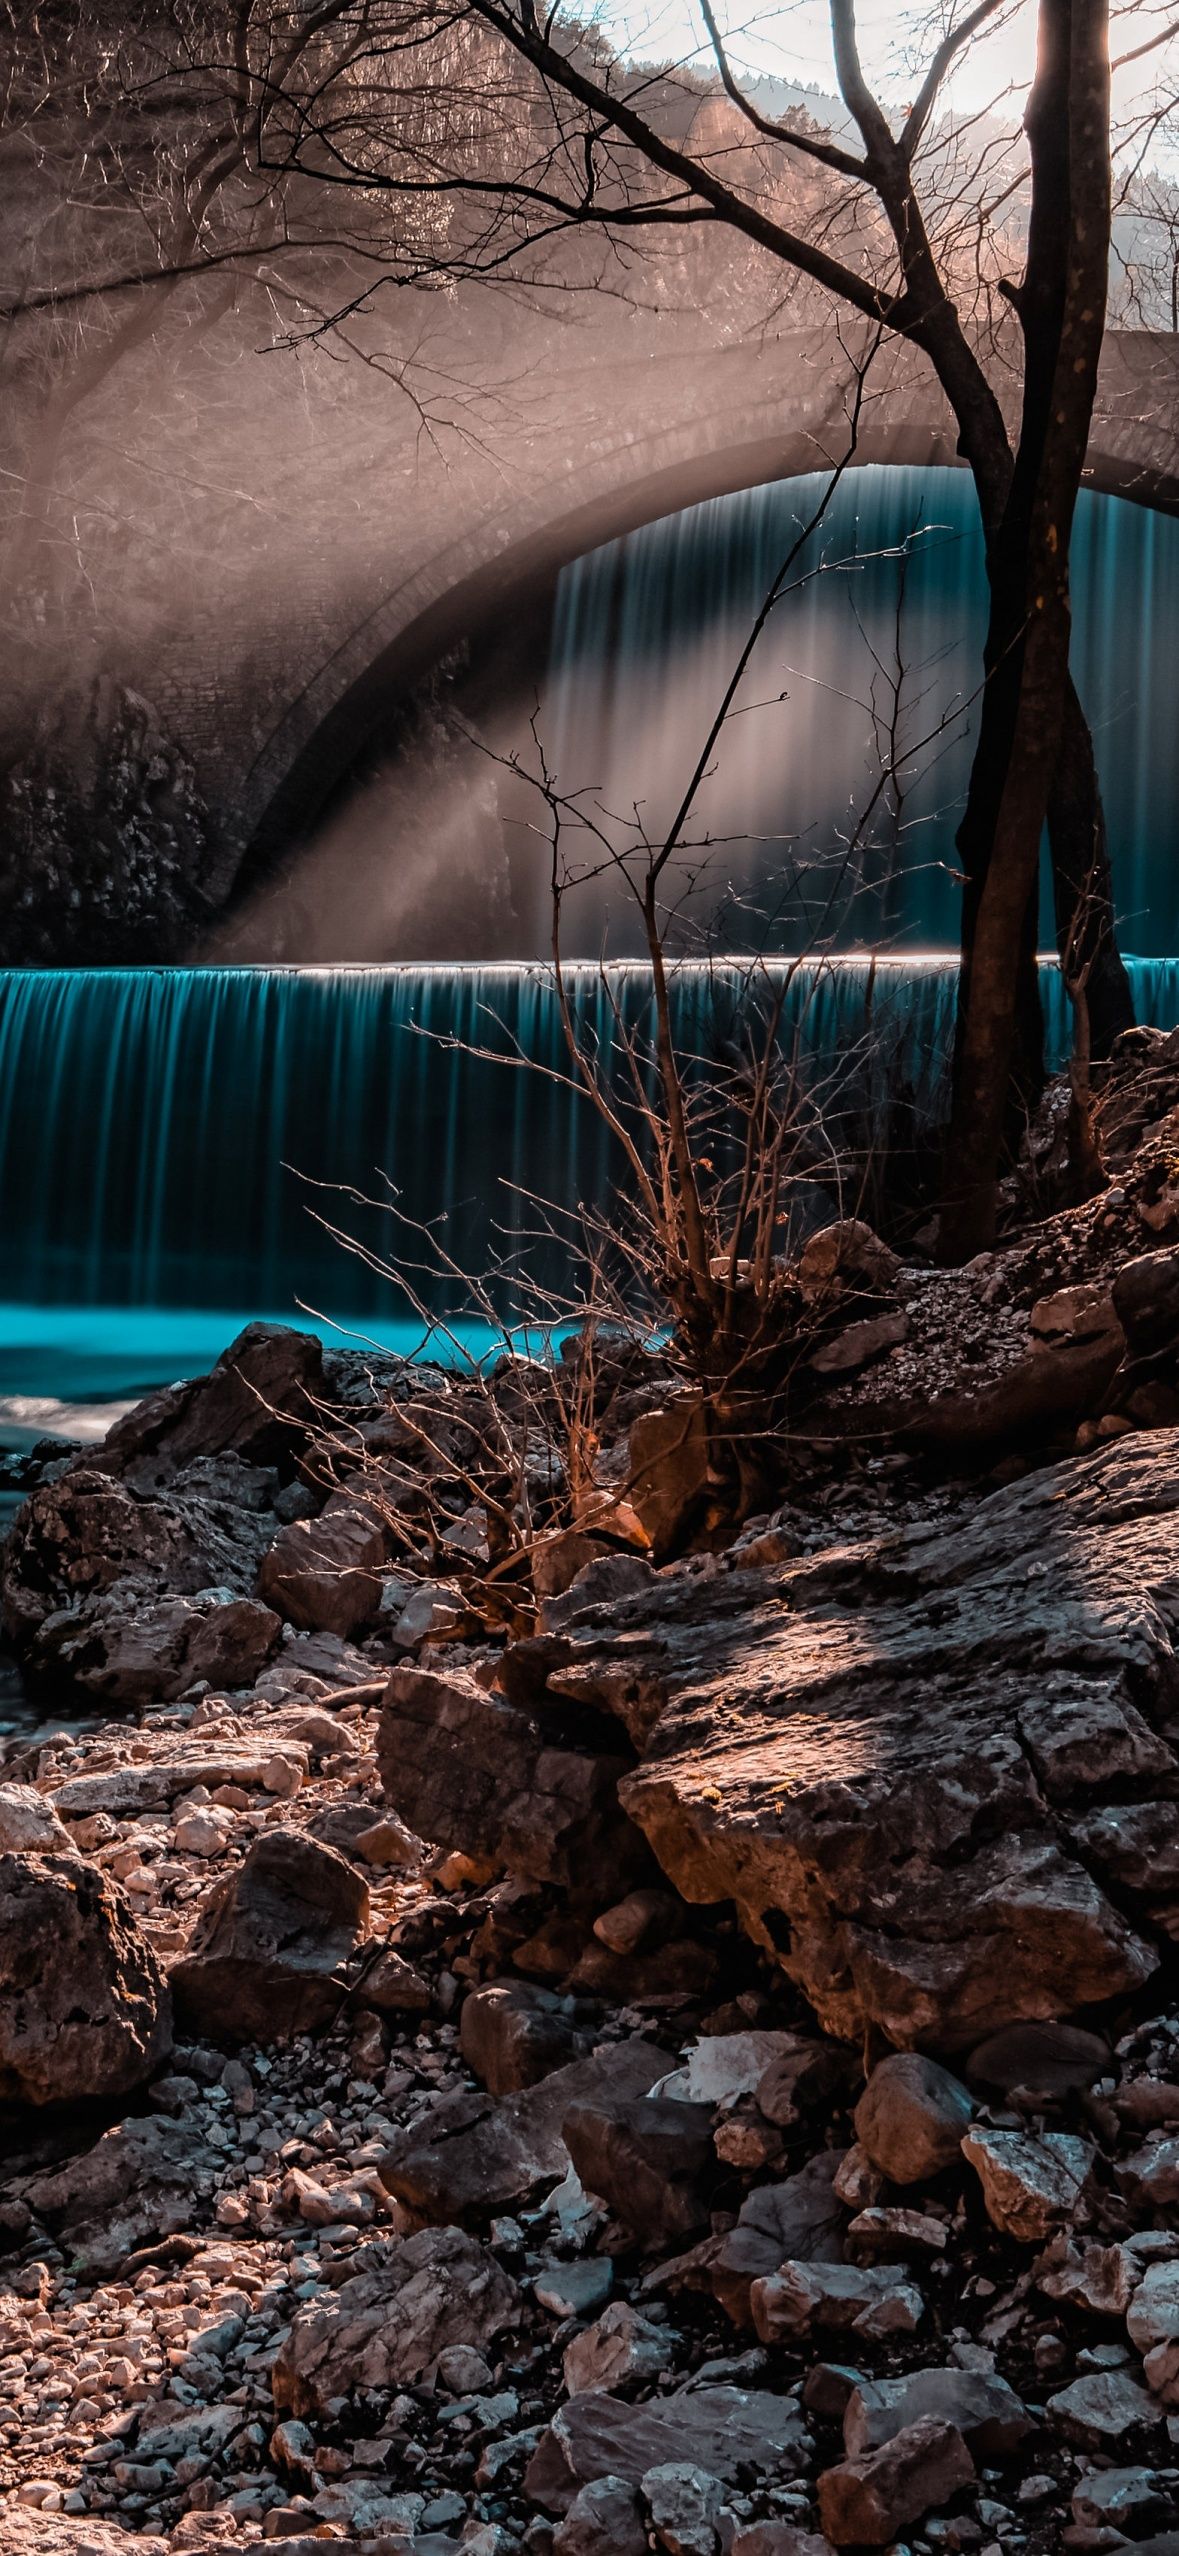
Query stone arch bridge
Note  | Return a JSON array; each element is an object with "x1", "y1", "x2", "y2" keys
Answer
[
  {"x1": 11, "y1": 295, "x2": 1178, "y2": 903},
  {"x1": 229, "y1": 317, "x2": 1179, "y2": 897}
]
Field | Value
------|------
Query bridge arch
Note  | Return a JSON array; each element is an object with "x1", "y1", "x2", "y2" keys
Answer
[{"x1": 232, "y1": 326, "x2": 1179, "y2": 905}]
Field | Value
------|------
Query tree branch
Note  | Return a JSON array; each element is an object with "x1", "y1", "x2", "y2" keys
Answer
[
  {"x1": 696, "y1": 0, "x2": 869, "y2": 180},
  {"x1": 901, "y1": 0, "x2": 1017, "y2": 158}
]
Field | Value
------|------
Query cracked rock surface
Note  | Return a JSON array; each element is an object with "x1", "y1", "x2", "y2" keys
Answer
[{"x1": 530, "y1": 1434, "x2": 1179, "y2": 2047}]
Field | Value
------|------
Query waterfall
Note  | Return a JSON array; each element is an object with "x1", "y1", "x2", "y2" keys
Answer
[
  {"x1": 2, "y1": 961, "x2": 1178, "y2": 1397},
  {"x1": 3, "y1": 473, "x2": 1178, "y2": 1404},
  {"x1": 542, "y1": 467, "x2": 1179, "y2": 955}
]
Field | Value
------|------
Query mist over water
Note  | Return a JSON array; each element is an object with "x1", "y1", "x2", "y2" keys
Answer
[
  {"x1": 218, "y1": 466, "x2": 1179, "y2": 965},
  {"x1": 538, "y1": 466, "x2": 1179, "y2": 956},
  {"x1": 5, "y1": 467, "x2": 1179, "y2": 1420}
]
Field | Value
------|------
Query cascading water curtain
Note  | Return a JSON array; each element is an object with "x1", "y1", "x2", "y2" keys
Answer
[
  {"x1": 2, "y1": 469, "x2": 1178, "y2": 1387},
  {"x1": 2, "y1": 961, "x2": 1178, "y2": 1342},
  {"x1": 542, "y1": 466, "x2": 1179, "y2": 959}
]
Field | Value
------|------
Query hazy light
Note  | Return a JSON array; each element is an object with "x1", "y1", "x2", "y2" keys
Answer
[{"x1": 605, "y1": 0, "x2": 1174, "y2": 143}]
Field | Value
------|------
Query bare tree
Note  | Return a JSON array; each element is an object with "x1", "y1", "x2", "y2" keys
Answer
[
  {"x1": 302, "y1": 401, "x2": 983, "y2": 1525},
  {"x1": 5, "y1": 0, "x2": 1176, "y2": 1245},
  {"x1": 151, "y1": 0, "x2": 1169, "y2": 1244},
  {"x1": 2, "y1": 5, "x2": 247, "y2": 604},
  {"x1": 0, "y1": 2, "x2": 451, "y2": 616}
]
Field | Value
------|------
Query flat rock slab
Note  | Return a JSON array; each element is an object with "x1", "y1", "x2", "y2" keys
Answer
[
  {"x1": 0, "y1": 2526, "x2": 168, "y2": 2556},
  {"x1": 49, "y1": 1747, "x2": 307, "y2": 1818},
  {"x1": 534, "y1": 1437, "x2": 1179, "y2": 2046},
  {"x1": 525, "y1": 2383, "x2": 808, "y2": 2512}
]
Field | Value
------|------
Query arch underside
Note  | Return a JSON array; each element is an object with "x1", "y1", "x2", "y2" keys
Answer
[{"x1": 233, "y1": 329, "x2": 1179, "y2": 910}]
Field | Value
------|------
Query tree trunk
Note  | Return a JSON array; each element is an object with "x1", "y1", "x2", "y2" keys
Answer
[
  {"x1": 1048, "y1": 677, "x2": 1136, "y2": 1051},
  {"x1": 956, "y1": 826, "x2": 1045, "y2": 1125},
  {"x1": 895, "y1": 210, "x2": 1131, "y2": 1113},
  {"x1": 945, "y1": 597, "x2": 1073, "y2": 1255},
  {"x1": 940, "y1": 0, "x2": 1112, "y2": 1260}
]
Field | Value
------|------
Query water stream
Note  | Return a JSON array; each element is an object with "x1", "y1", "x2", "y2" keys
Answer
[
  {"x1": 4, "y1": 473, "x2": 1179, "y2": 1421},
  {"x1": 1, "y1": 957, "x2": 1178, "y2": 1426}
]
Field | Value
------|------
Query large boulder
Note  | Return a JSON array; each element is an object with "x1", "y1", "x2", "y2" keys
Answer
[
  {"x1": 99, "y1": 1320, "x2": 326, "y2": 1482},
  {"x1": 0, "y1": 1786, "x2": 70, "y2": 1853},
  {"x1": 258, "y1": 1487, "x2": 392, "y2": 1638},
  {"x1": 0, "y1": 1851, "x2": 171, "y2": 2106},
  {"x1": 2, "y1": 1462, "x2": 273, "y2": 1645},
  {"x1": 526, "y1": 1435, "x2": 1178, "y2": 2049},
  {"x1": 24, "y1": 1586, "x2": 281, "y2": 1704},
  {"x1": 562, "y1": 2093, "x2": 716, "y2": 2246},
  {"x1": 1, "y1": 1325, "x2": 324, "y2": 1697},
  {"x1": 0, "y1": 1449, "x2": 281, "y2": 1701},
  {"x1": 459, "y1": 1980, "x2": 584, "y2": 2093},
  {"x1": 526, "y1": 2385, "x2": 808, "y2": 2513},
  {"x1": 171, "y1": 1828, "x2": 369, "y2": 2041},
  {"x1": 272, "y1": 2227, "x2": 519, "y2": 2417},
  {"x1": 377, "y1": 1661, "x2": 650, "y2": 1895}
]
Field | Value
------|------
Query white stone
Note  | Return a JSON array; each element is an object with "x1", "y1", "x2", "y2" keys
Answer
[
  {"x1": 962, "y1": 2129, "x2": 1093, "y2": 2241},
  {"x1": 0, "y1": 1787, "x2": 71, "y2": 1855},
  {"x1": 656, "y1": 2032, "x2": 809, "y2": 2107},
  {"x1": 1128, "y1": 2260, "x2": 1179, "y2": 2352}
]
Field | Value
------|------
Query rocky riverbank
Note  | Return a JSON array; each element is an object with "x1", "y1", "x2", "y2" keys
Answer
[{"x1": 6, "y1": 1029, "x2": 1179, "y2": 2554}]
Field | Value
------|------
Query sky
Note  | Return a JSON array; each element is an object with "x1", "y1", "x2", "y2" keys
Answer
[{"x1": 609, "y1": 0, "x2": 1177, "y2": 143}]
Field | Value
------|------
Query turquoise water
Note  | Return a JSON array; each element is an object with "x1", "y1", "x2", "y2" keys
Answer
[
  {"x1": 3, "y1": 475, "x2": 1177, "y2": 1423},
  {"x1": 0, "y1": 1304, "x2": 517, "y2": 1443},
  {"x1": 545, "y1": 467, "x2": 1179, "y2": 954},
  {"x1": 0, "y1": 956, "x2": 1177, "y2": 1427},
  {"x1": 0, "y1": 955, "x2": 1022, "y2": 1319}
]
